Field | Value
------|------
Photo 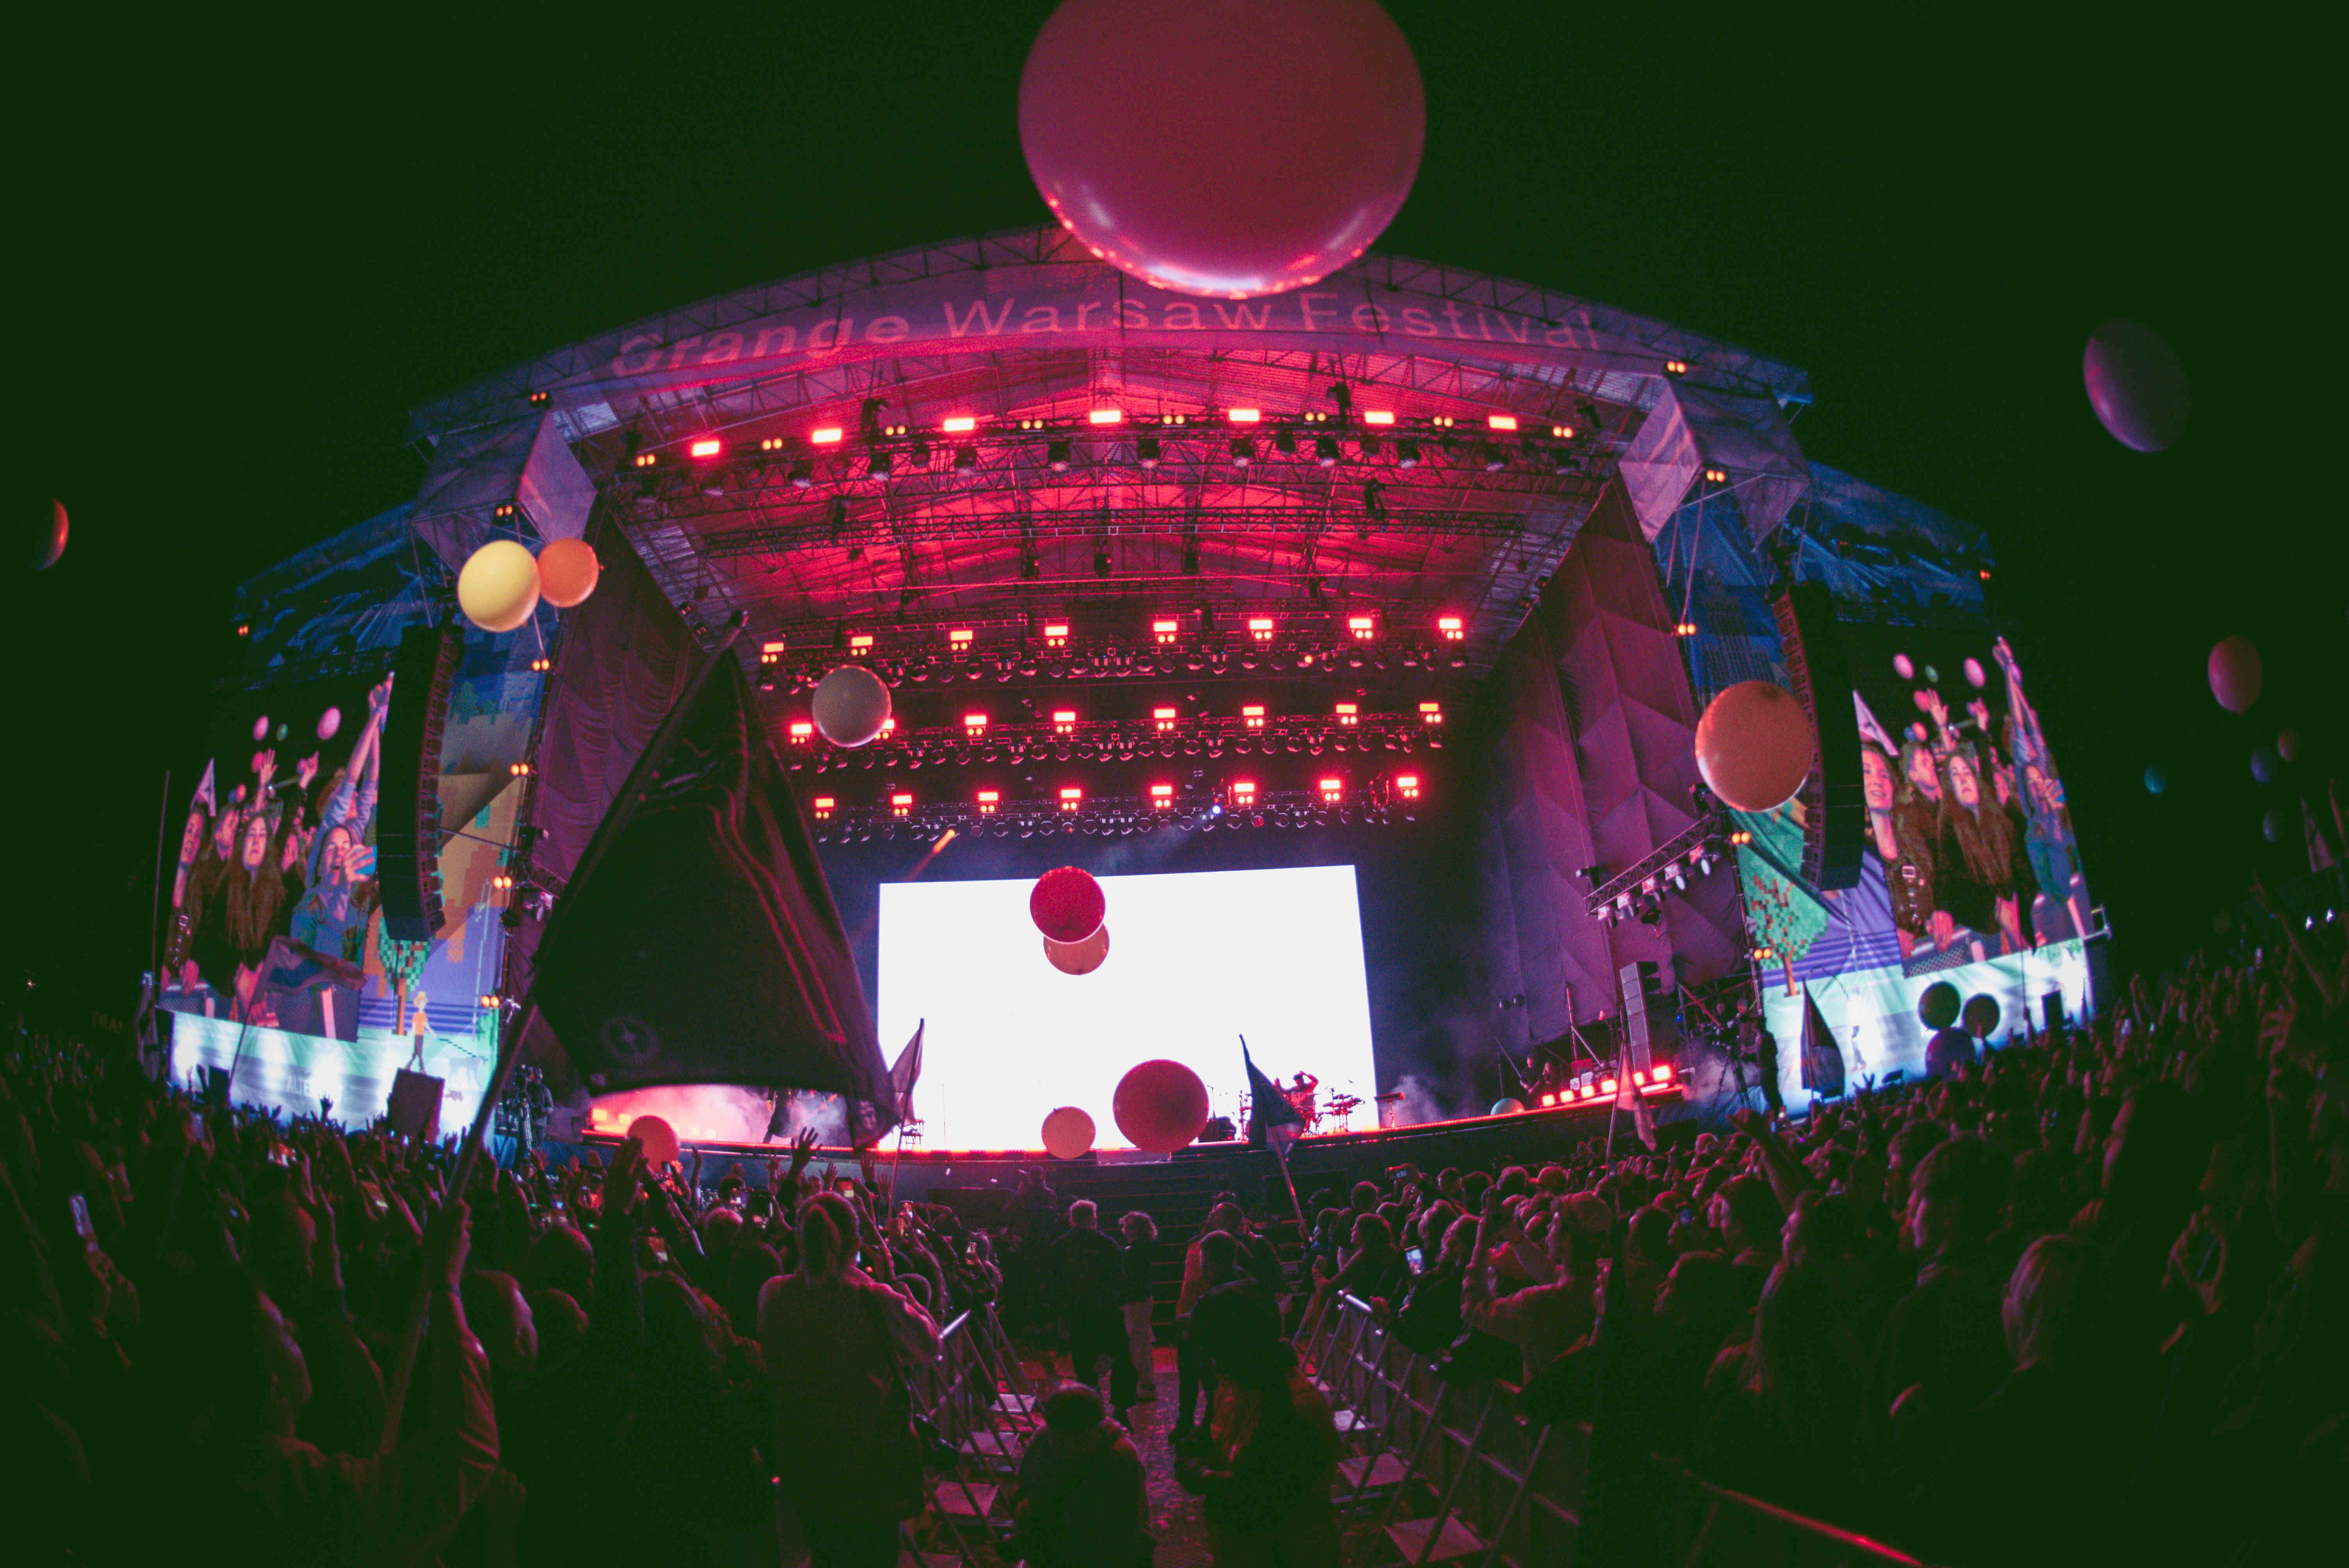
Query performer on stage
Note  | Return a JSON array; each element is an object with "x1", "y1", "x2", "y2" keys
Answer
[{"x1": 1286, "y1": 1071, "x2": 1320, "y2": 1129}]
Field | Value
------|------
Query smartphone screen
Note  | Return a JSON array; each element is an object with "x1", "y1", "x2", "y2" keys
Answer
[{"x1": 1403, "y1": 1245, "x2": 1425, "y2": 1276}]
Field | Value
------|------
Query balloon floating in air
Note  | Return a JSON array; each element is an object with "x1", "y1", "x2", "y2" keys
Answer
[
  {"x1": 1019, "y1": 0, "x2": 1423, "y2": 299},
  {"x1": 1961, "y1": 993, "x2": 2001, "y2": 1039},
  {"x1": 1111, "y1": 1059, "x2": 1210, "y2": 1154},
  {"x1": 275, "y1": 723, "x2": 288, "y2": 743},
  {"x1": 2262, "y1": 809, "x2": 2285, "y2": 843},
  {"x1": 810, "y1": 665, "x2": 893, "y2": 748},
  {"x1": 253, "y1": 715, "x2": 271, "y2": 742},
  {"x1": 537, "y1": 536, "x2": 601, "y2": 609},
  {"x1": 1923, "y1": 666, "x2": 1940, "y2": 685},
  {"x1": 1030, "y1": 865, "x2": 1107, "y2": 944},
  {"x1": 1695, "y1": 681, "x2": 1813, "y2": 811},
  {"x1": 457, "y1": 539, "x2": 541, "y2": 633},
  {"x1": 1893, "y1": 653, "x2": 1915, "y2": 679},
  {"x1": 1041, "y1": 1106, "x2": 1096, "y2": 1160},
  {"x1": 1926, "y1": 1027, "x2": 1977, "y2": 1078},
  {"x1": 2251, "y1": 747, "x2": 2280, "y2": 784},
  {"x1": 2276, "y1": 729, "x2": 2303, "y2": 763},
  {"x1": 2084, "y1": 319, "x2": 2191, "y2": 453},
  {"x1": 1964, "y1": 657, "x2": 1987, "y2": 689},
  {"x1": 1918, "y1": 981, "x2": 1962, "y2": 1030},
  {"x1": 625, "y1": 1114, "x2": 679, "y2": 1169},
  {"x1": 2208, "y1": 636, "x2": 2263, "y2": 713},
  {"x1": 1490, "y1": 1098, "x2": 1526, "y2": 1117},
  {"x1": 1043, "y1": 924, "x2": 1111, "y2": 976},
  {"x1": 250, "y1": 751, "x2": 267, "y2": 777},
  {"x1": 317, "y1": 707, "x2": 342, "y2": 741},
  {"x1": 28, "y1": 499, "x2": 68, "y2": 570},
  {"x1": 2143, "y1": 764, "x2": 2167, "y2": 795}
]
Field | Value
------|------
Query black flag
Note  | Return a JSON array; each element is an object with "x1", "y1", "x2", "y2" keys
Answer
[
  {"x1": 531, "y1": 652, "x2": 894, "y2": 1142},
  {"x1": 1799, "y1": 985, "x2": 1847, "y2": 1098}
]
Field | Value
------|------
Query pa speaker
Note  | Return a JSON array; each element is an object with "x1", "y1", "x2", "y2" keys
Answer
[
  {"x1": 1618, "y1": 960, "x2": 1675, "y2": 1071},
  {"x1": 1772, "y1": 581, "x2": 1866, "y2": 890},
  {"x1": 386, "y1": 1069, "x2": 445, "y2": 1142},
  {"x1": 377, "y1": 623, "x2": 463, "y2": 942}
]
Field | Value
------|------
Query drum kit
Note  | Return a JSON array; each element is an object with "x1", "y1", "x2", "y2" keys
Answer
[{"x1": 1232, "y1": 1076, "x2": 1368, "y2": 1135}]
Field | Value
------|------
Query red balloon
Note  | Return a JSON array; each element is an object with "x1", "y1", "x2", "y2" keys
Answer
[
  {"x1": 1112, "y1": 1059, "x2": 1210, "y2": 1154},
  {"x1": 1041, "y1": 1106, "x2": 1096, "y2": 1160},
  {"x1": 29, "y1": 499, "x2": 67, "y2": 570},
  {"x1": 1019, "y1": 0, "x2": 1424, "y2": 299},
  {"x1": 1030, "y1": 866, "x2": 1107, "y2": 944},
  {"x1": 1694, "y1": 681, "x2": 1814, "y2": 812},
  {"x1": 1043, "y1": 925, "x2": 1111, "y2": 976},
  {"x1": 2208, "y1": 635, "x2": 2263, "y2": 714},
  {"x1": 625, "y1": 1114, "x2": 679, "y2": 1169},
  {"x1": 2084, "y1": 320, "x2": 2190, "y2": 453}
]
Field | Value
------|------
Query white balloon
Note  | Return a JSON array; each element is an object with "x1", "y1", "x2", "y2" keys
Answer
[{"x1": 811, "y1": 666, "x2": 893, "y2": 748}]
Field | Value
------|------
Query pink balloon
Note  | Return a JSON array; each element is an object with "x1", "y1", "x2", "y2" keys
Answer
[
  {"x1": 250, "y1": 751, "x2": 267, "y2": 777},
  {"x1": 1893, "y1": 653, "x2": 1914, "y2": 679},
  {"x1": 1030, "y1": 866, "x2": 1107, "y2": 944},
  {"x1": 316, "y1": 707, "x2": 342, "y2": 741},
  {"x1": 2085, "y1": 320, "x2": 2190, "y2": 453},
  {"x1": 626, "y1": 1114, "x2": 680, "y2": 1169},
  {"x1": 1019, "y1": 0, "x2": 1423, "y2": 299},
  {"x1": 2208, "y1": 635, "x2": 2263, "y2": 714},
  {"x1": 252, "y1": 715, "x2": 270, "y2": 742},
  {"x1": 1963, "y1": 657, "x2": 1987, "y2": 689},
  {"x1": 1112, "y1": 1060, "x2": 1210, "y2": 1154},
  {"x1": 1041, "y1": 1106, "x2": 1096, "y2": 1160},
  {"x1": 1695, "y1": 681, "x2": 1814, "y2": 812},
  {"x1": 1043, "y1": 925, "x2": 1111, "y2": 976}
]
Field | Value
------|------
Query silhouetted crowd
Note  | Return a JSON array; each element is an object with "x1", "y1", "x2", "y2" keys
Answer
[{"x1": 8, "y1": 905, "x2": 2344, "y2": 1566}]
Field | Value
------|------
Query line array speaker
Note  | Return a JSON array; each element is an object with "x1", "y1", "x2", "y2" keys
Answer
[
  {"x1": 378, "y1": 623, "x2": 463, "y2": 942},
  {"x1": 1772, "y1": 581, "x2": 1866, "y2": 890}
]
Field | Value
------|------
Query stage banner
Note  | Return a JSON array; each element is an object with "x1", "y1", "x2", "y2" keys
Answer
[{"x1": 531, "y1": 654, "x2": 893, "y2": 1140}]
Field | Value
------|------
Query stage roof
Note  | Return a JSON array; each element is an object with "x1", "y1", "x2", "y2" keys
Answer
[{"x1": 403, "y1": 226, "x2": 1814, "y2": 682}]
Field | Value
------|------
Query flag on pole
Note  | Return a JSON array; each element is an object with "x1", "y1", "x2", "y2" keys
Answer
[
  {"x1": 2306, "y1": 796, "x2": 2338, "y2": 875},
  {"x1": 1242, "y1": 1038, "x2": 1305, "y2": 1156},
  {"x1": 1799, "y1": 985, "x2": 1846, "y2": 1097},
  {"x1": 531, "y1": 652, "x2": 896, "y2": 1144},
  {"x1": 192, "y1": 759, "x2": 218, "y2": 815},
  {"x1": 1613, "y1": 1065, "x2": 1658, "y2": 1151},
  {"x1": 889, "y1": 1020, "x2": 925, "y2": 1126}
]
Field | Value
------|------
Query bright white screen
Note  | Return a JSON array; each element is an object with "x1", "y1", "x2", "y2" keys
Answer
[{"x1": 878, "y1": 865, "x2": 1376, "y2": 1152}]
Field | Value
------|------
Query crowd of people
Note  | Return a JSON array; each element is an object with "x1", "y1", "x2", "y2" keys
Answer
[{"x1": 6, "y1": 904, "x2": 2344, "y2": 1566}]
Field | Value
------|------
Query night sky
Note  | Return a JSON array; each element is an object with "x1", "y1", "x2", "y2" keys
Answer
[{"x1": 12, "y1": 4, "x2": 2338, "y2": 1016}]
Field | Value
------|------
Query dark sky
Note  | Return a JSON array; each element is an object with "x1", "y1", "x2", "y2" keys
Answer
[{"x1": 11, "y1": 3, "x2": 2339, "y2": 1010}]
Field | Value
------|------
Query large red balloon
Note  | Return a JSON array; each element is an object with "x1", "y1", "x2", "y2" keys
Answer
[
  {"x1": 1043, "y1": 924, "x2": 1111, "y2": 976},
  {"x1": 29, "y1": 499, "x2": 68, "y2": 570},
  {"x1": 2084, "y1": 320, "x2": 2190, "y2": 453},
  {"x1": 2208, "y1": 636, "x2": 2263, "y2": 714},
  {"x1": 1694, "y1": 681, "x2": 1814, "y2": 812},
  {"x1": 1112, "y1": 1059, "x2": 1210, "y2": 1154},
  {"x1": 1019, "y1": 0, "x2": 1424, "y2": 299},
  {"x1": 1030, "y1": 866, "x2": 1107, "y2": 944}
]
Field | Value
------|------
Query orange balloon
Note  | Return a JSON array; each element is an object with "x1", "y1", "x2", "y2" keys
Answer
[
  {"x1": 1112, "y1": 1059, "x2": 1209, "y2": 1154},
  {"x1": 1694, "y1": 681, "x2": 1813, "y2": 811},
  {"x1": 625, "y1": 1114, "x2": 679, "y2": 1169},
  {"x1": 1043, "y1": 925, "x2": 1110, "y2": 975},
  {"x1": 1041, "y1": 1106, "x2": 1096, "y2": 1159},
  {"x1": 538, "y1": 537, "x2": 601, "y2": 608}
]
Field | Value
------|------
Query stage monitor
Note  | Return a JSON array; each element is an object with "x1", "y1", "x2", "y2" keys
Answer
[{"x1": 877, "y1": 864, "x2": 1376, "y2": 1152}]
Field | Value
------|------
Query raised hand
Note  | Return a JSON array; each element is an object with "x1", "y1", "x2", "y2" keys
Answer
[
  {"x1": 601, "y1": 1135, "x2": 646, "y2": 1218},
  {"x1": 790, "y1": 1127, "x2": 819, "y2": 1176}
]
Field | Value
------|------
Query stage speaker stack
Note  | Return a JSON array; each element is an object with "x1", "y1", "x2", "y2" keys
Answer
[
  {"x1": 1772, "y1": 580, "x2": 1866, "y2": 890},
  {"x1": 1618, "y1": 960, "x2": 1677, "y2": 1073},
  {"x1": 377, "y1": 623, "x2": 463, "y2": 942}
]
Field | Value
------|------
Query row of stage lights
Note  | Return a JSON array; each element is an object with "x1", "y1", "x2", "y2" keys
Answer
[
  {"x1": 1588, "y1": 839, "x2": 1731, "y2": 928},
  {"x1": 630, "y1": 405, "x2": 1601, "y2": 482},
  {"x1": 1532, "y1": 1062, "x2": 1679, "y2": 1108},
  {"x1": 806, "y1": 773, "x2": 1424, "y2": 841},
  {"x1": 777, "y1": 701, "x2": 1445, "y2": 772}
]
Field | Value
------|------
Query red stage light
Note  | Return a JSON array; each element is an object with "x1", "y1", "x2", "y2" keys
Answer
[
  {"x1": 947, "y1": 628, "x2": 973, "y2": 647},
  {"x1": 1149, "y1": 783, "x2": 1174, "y2": 805},
  {"x1": 1153, "y1": 707, "x2": 1178, "y2": 732},
  {"x1": 1419, "y1": 702, "x2": 1444, "y2": 725},
  {"x1": 941, "y1": 415, "x2": 977, "y2": 433},
  {"x1": 509, "y1": 761, "x2": 533, "y2": 777},
  {"x1": 1318, "y1": 778, "x2": 1343, "y2": 802},
  {"x1": 1248, "y1": 617, "x2": 1276, "y2": 641},
  {"x1": 889, "y1": 793, "x2": 913, "y2": 818},
  {"x1": 1665, "y1": 359, "x2": 1688, "y2": 376},
  {"x1": 1089, "y1": 407, "x2": 1123, "y2": 425},
  {"x1": 812, "y1": 796, "x2": 835, "y2": 818},
  {"x1": 1395, "y1": 774, "x2": 1420, "y2": 800},
  {"x1": 1539, "y1": 1093, "x2": 1557, "y2": 1107},
  {"x1": 976, "y1": 789, "x2": 999, "y2": 814},
  {"x1": 1551, "y1": 423, "x2": 1575, "y2": 439},
  {"x1": 1043, "y1": 623, "x2": 1069, "y2": 647},
  {"x1": 787, "y1": 722, "x2": 814, "y2": 743},
  {"x1": 1486, "y1": 412, "x2": 1519, "y2": 431},
  {"x1": 1334, "y1": 702, "x2": 1358, "y2": 725},
  {"x1": 1362, "y1": 410, "x2": 1395, "y2": 426},
  {"x1": 1600, "y1": 1077, "x2": 1618, "y2": 1094},
  {"x1": 1348, "y1": 615, "x2": 1376, "y2": 639},
  {"x1": 1226, "y1": 408, "x2": 1261, "y2": 424},
  {"x1": 760, "y1": 640, "x2": 787, "y2": 664},
  {"x1": 1052, "y1": 709, "x2": 1078, "y2": 733},
  {"x1": 848, "y1": 633, "x2": 875, "y2": 651},
  {"x1": 963, "y1": 713, "x2": 988, "y2": 733},
  {"x1": 689, "y1": 436, "x2": 723, "y2": 459},
  {"x1": 1430, "y1": 414, "x2": 1456, "y2": 429},
  {"x1": 1152, "y1": 618, "x2": 1179, "y2": 643},
  {"x1": 811, "y1": 426, "x2": 844, "y2": 444},
  {"x1": 1232, "y1": 780, "x2": 1257, "y2": 802},
  {"x1": 1437, "y1": 615, "x2": 1465, "y2": 640},
  {"x1": 1058, "y1": 786, "x2": 1083, "y2": 812},
  {"x1": 1653, "y1": 1062, "x2": 1672, "y2": 1082},
  {"x1": 631, "y1": 452, "x2": 658, "y2": 469}
]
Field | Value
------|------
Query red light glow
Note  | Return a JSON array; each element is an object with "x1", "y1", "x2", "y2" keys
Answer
[
  {"x1": 1318, "y1": 778, "x2": 1343, "y2": 802},
  {"x1": 941, "y1": 416, "x2": 977, "y2": 433},
  {"x1": 1419, "y1": 702, "x2": 1444, "y2": 724},
  {"x1": 947, "y1": 628, "x2": 973, "y2": 646},
  {"x1": 848, "y1": 633, "x2": 875, "y2": 650},
  {"x1": 1396, "y1": 774, "x2": 1420, "y2": 800},
  {"x1": 1227, "y1": 408, "x2": 1261, "y2": 424},
  {"x1": 1088, "y1": 408, "x2": 1123, "y2": 425},
  {"x1": 1152, "y1": 618, "x2": 1178, "y2": 643},
  {"x1": 1486, "y1": 413, "x2": 1519, "y2": 431},
  {"x1": 787, "y1": 722, "x2": 814, "y2": 742},
  {"x1": 962, "y1": 713, "x2": 987, "y2": 732},
  {"x1": 1149, "y1": 783, "x2": 1174, "y2": 804},
  {"x1": 689, "y1": 436, "x2": 723, "y2": 458},
  {"x1": 1437, "y1": 615, "x2": 1465, "y2": 640},
  {"x1": 1248, "y1": 617, "x2": 1276, "y2": 641},
  {"x1": 811, "y1": 426, "x2": 844, "y2": 445},
  {"x1": 812, "y1": 797, "x2": 835, "y2": 817},
  {"x1": 1232, "y1": 780, "x2": 1257, "y2": 800},
  {"x1": 1347, "y1": 615, "x2": 1376, "y2": 638},
  {"x1": 1334, "y1": 702, "x2": 1358, "y2": 725},
  {"x1": 1362, "y1": 410, "x2": 1395, "y2": 426},
  {"x1": 1058, "y1": 786, "x2": 1083, "y2": 812},
  {"x1": 976, "y1": 789, "x2": 999, "y2": 814},
  {"x1": 1042, "y1": 624, "x2": 1069, "y2": 645},
  {"x1": 1052, "y1": 710, "x2": 1077, "y2": 732},
  {"x1": 1241, "y1": 705, "x2": 1266, "y2": 729},
  {"x1": 1153, "y1": 706, "x2": 1178, "y2": 732}
]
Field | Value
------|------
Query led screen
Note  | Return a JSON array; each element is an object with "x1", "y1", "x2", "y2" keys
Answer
[{"x1": 878, "y1": 865, "x2": 1377, "y2": 1151}]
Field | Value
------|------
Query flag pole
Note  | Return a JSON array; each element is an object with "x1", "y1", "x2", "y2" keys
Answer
[
  {"x1": 1242, "y1": 1036, "x2": 1312, "y2": 1244},
  {"x1": 376, "y1": 613, "x2": 748, "y2": 1454}
]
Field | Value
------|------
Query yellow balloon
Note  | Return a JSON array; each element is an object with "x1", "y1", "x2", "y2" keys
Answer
[{"x1": 458, "y1": 540, "x2": 541, "y2": 633}]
